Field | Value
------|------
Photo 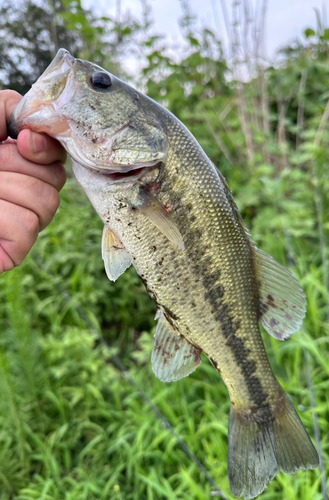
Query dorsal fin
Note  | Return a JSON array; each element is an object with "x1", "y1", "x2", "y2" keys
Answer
[
  {"x1": 151, "y1": 311, "x2": 201, "y2": 382},
  {"x1": 254, "y1": 248, "x2": 306, "y2": 340}
]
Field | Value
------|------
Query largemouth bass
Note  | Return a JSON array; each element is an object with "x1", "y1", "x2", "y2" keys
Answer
[{"x1": 7, "y1": 49, "x2": 319, "y2": 499}]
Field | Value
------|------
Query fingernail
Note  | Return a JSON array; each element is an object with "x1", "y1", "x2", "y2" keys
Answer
[{"x1": 30, "y1": 132, "x2": 46, "y2": 154}]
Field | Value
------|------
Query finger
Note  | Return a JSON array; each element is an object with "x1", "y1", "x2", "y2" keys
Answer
[
  {"x1": 0, "y1": 243, "x2": 15, "y2": 273},
  {"x1": 0, "y1": 199, "x2": 39, "y2": 271},
  {"x1": 17, "y1": 129, "x2": 67, "y2": 165},
  {"x1": 0, "y1": 142, "x2": 66, "y2": 191},
  {"x1": 0, "y1": 90, "x2": 22, "y2": 141},
  {"x1": 0, "y1": 171, "x2": 60, "y2": 231}
]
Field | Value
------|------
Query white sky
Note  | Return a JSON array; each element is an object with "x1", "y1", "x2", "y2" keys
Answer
[{"x1": 82, "y1": 0, "x2": 327, "y2": 64}]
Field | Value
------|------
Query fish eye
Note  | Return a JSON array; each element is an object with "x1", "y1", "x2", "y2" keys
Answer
[{"x1": 89, "y1": 72, "x2": 112, "y2": 91}]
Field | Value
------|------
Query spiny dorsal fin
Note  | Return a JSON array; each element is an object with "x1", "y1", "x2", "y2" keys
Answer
[
  {"x1": 151, "y1": 311, "x2": 201, "y2": 382},
  {"x1": 133, "y1": 187, "x2": 184, "y2": 250},
  {"x1": 255, "y1": 248, "x2": 306, "y2": 340},
  {"x1": 102, "y1": 226, "x2": 132, "y2": 282}
]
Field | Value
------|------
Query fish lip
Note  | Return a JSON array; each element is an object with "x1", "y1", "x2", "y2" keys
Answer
[
  {"x1": 7, "y1": 93, "x2": 37, "y2": 139},
  {"x1": 7, "y1": 49, "x2": 76, "y2": 139},
  {"x1": 38, "y1": 49, "x2": 75, "y2": 82}
]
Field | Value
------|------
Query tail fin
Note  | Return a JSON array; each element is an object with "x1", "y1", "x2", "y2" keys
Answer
[{"x1": 228, "y1": 392, "x2": 319, "y2": 499}]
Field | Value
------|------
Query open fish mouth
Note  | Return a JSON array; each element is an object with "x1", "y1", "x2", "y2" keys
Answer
[{"x1": 7, "y1": 49, "x2": 76, "y2": 139}]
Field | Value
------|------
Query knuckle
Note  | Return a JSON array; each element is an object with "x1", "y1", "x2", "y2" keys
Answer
[
  {"x1": 48, "y1": 189, "x2": 60, "y2": 215},
  {"x1": 53, "y1": 162, "x2": 67, "y2": 190},
  {"x1": 23, "y1": 209, "x2": 39, "y2": 237},
  {"x1": 42, "y1": 182, "x2": 60, "y2": 216}
]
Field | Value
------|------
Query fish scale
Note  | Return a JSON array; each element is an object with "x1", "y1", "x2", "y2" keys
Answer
[
  {"x1": 100, "y1": 117, "x2": 279, "y2": 411},
  {"x1": 8, "y1": 48, "x2": 319, "y2": 499}
]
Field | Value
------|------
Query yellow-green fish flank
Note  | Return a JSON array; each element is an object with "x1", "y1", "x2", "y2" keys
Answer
[{"x1": 7, "y1": 49, "x2": 319, "y2": 499}]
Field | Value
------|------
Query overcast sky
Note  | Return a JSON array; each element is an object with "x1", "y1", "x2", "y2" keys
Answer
[{"x1": 82, "y1": 0, "x2": 327, "y2": 61}]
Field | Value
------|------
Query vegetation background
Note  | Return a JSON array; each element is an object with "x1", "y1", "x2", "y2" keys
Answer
[{"x1": 0, "y1": 0, "x2": 328, "y2": 498}]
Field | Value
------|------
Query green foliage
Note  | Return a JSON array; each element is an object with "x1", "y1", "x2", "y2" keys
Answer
[
  {"x1": 1, "y1": 3, "x2": 329, "y2": 499},
  {"x1": 0, "y1": 0, "x2": 151, "y2": 93},
  {"x1": 0, "y1": 0, "x2": 108, "y2": 93},
  {"x1": 143, "y1": 27, "x2": 233, "y2": 178}
]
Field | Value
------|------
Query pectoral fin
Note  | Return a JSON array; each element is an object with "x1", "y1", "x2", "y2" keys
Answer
[
  {"x1": 102, "y1": 226, "x2": 132, "y2": 281},
  {"x1": 152, "y1": 311, "x2": 201, "y2": 382},
  {"x1": 133, "y1": 187, "x2": 184, "y2": 250},
  {"x1": 255, "y1": 248, "x2": 306, "y2": 340}
]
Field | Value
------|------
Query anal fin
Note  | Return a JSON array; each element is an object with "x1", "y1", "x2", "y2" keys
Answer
[
  {"x1": 102, "y1": 226, "x2": 132, "y2": 281},
  {"x1": 151, "y1": 311, "x2": 201, "y2": 382}
]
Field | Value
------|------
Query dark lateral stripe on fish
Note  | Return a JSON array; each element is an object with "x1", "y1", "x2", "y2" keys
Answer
[
  {"x1": 215, "y1": 303, "x2": 268, "y2": 407},
  {"x1": 179, "y1": 218, "x2": 269, "y2": 408}
]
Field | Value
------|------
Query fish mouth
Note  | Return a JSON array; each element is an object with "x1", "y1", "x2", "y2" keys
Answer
[{"x1": 7, "y1": 49, "x2": 75, "y2": 139}]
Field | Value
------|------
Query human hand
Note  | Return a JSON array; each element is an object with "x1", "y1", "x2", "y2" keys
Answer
[{"x1": 0, "y1": 90, "x2": 67, "y2": 274}]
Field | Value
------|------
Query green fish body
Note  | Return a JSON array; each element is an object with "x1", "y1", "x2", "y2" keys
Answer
[{"x1": 8, "y1": 49, "x2": 319, "y2": 499}]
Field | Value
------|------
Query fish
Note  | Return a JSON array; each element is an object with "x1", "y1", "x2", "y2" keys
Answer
[{"x1": 7, "y1": 49, "x2": 319, "y2": 499}]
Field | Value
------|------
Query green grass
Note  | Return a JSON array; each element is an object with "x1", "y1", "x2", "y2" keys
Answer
[{"x1": 0, "y1": 174, "x2": 328, "y2": 500}]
